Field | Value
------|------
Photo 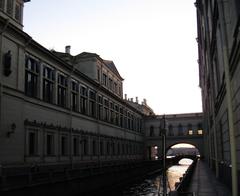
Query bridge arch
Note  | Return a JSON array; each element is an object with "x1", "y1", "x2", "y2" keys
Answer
[{"x1": 166, "y1": 140, "x2": 203, "y2": 157}]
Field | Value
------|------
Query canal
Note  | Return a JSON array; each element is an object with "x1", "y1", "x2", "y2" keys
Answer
[{"x1": 89, "y1": 158, "x2": 193, "y2": 196}]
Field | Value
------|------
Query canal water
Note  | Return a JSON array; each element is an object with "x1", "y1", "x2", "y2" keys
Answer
[{"x1": 114, "y1": 158, "x2": 193, "y2": 196}]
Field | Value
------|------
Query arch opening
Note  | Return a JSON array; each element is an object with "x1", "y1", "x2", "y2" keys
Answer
[{"x1": 166, "y1": 143, "x2": 200, "y2": 158}]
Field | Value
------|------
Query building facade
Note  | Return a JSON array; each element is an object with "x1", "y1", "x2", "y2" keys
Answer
[
  {"x1": 0, "y1": 0, "x2": 154, "y2": 168},
  {"x1": 196, "y1": 0, "x2": 240, "y2": 194}
]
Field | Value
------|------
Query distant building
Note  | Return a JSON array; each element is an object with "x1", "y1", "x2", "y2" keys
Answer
[
  {"x1": 196, "y1": 0, "x2": 240, "y2": 192},
  {"x1": 144, "y1": 113, "x2": 204, "y2": 160}
]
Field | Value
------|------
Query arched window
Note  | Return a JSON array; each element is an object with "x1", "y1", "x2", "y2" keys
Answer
[
  {"x1": 188, "y1": 123, "x2": 193, "y2": 135},
  {"x1": 168, "y1": 125, "x2": 173, "y2": 136},
  {"x1": 150, "y1": 126, "x2": 154, "y2": 136},
  {"x1": 197, "y1": 123, "x2": 203, "y2": 134},
  {"x1": 178, "y1": 124, "x2": 183, "y2": 136}
]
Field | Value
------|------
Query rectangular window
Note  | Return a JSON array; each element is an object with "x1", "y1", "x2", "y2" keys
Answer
[
  {"x1": 120, "y1": 107, "x2": 123, "y2": 127},
  {"x1": 188, "y1": 130, "x2": 193, "y2": 135},
  {"x1": 25, "y1": 55, "x2": 39, "y2": 98},
  {"x1": 89, "y1": 90, "x2": 96, "y2": 117},
  {"x1": 71, "y1": 81, "x2": 78, "y2": 111},
  {"x1": 98, "y1": 95, "x2": 103, "y2": 120},
  {"x1": 110, "y1": 102, "x2": 114, "y2": 123},
  {"x1": 61, "y1": 136, "x2": 68, "y2": 156},
  {"x1": 80, "y1": 86, "x2": 87, "y2": 114},
  {"x1": 28, "y1": 131, "x2": 37, "y2": 156},
  {"x1": 92, "y1": 140, "x2": 96, "y2": 155},
  {"x1": 103, "y1": 99, "x2": 109, "y2": 121},
  {"x1": 15, "y1": 2, "x2": 22, "y2": 22},
  {"x1": 109, "y1": 78, "x2": 113, "y2": 90},
  {"x1": 6, "y1": 0, "x2": 13, "y2": 15},
  {"x1": 97, "y1": 69, "x2": 100, "y2": 81},
  {"x1": 106, "y1": 141, "x2": 110, "y2": 155},
  {"x1": 114, "y1": 82, "x2": 117, "y2": 93},
  {"x1": 73, "y1": 137, "x2": 79, "y2": 156},
  {"x1": 102, "y1": 73, "x2": 107, "y2": 86},
  {"x1": 43, "y1": 66, "x2": 54, "y2": 103},
  {"x1": 46, "y1": 134, "x2": 54, "y2": 156},
  {"x1": 57, "y1": 74, "x2": 67, "y2": 107},
  {"x1": 82, "y1": 138, "x2": 88, "y2": 156},
  {"x1": 100, "y1": 140, "x2": 104, "y2": 155},
  {"x1": 114, "y1": 104, "x2": 119, "y2": 126},
  {"x1": 197, "y1": 130, "x2": 203, "y2": 135}
]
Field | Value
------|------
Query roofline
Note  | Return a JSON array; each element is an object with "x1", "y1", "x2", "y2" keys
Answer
[{"x1": 0, "y1": 16, "x2": 143, "y2": 116}]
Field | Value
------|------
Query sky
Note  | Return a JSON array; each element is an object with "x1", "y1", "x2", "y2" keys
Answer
[{"x1": 23, "y1": 0, "x2": 202, "y2": 115}]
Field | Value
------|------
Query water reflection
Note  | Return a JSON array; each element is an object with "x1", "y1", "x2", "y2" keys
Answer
[
  {"x1": 120, "y1": 158, "x2": 193, "y2": 196},
  {"x1": 167, "y1": 158, "x2": 193, "y2": 191}
]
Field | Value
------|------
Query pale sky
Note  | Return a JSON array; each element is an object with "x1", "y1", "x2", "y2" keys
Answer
[{"x1": 23, "y1": 0, "x2": 202, "y2": 115}]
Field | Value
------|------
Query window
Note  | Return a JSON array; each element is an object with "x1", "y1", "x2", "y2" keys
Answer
[
  {"x1": 28, "y1": 130, "x2": 38, "y2": 156},
  {"x1": 118, "y1": 85, "x2": 122, "y2": 95},
  {"x1": 89, "y1": 90, "x2": 96, "y2": 117},
  {"x1": 178, "y1": 124, "x2": 183, "y2": 136},
  {"x1": 6, "y1": 0, "x2": 13, "y2": 16},
  {"x1": 120, "y1": 107, "x2": 123, "y2": 127},
  {"x1": 122, "y1": 143, "x2": 125, "y2": 154},
  {"x1": 46, "y1": 134, "x2": 54, "y2": 156},
  {"x1": 114, "y1": 82, "x2": 117, "y2": 93},
  {"x1": 117, "y1": 143, "x2": 120, "y2": 155},
  {"x1": 15, "y1": 2, "x2": 22, "y2": 22},
  {"x1": 61, "y1": 136, "x2": 68, "y2": 156},
  {"x1": 0, "y1": 0, "x2": 5, "y2": 10},
  {"x1": 82, "y1": 138, "x2": 88, "y2": 156},
  {"x1": 109, "y1": 78, "x2": 113, "y2": 90},
  {"x1": 102, "y1": 73, "x2": 107, "y2": 86},
  {"x1": 71, "y1": 81, "x2": 78, "y2": 111},
  {"x1": 100, "y1": 140, "x2": 104, "y2": 155},
  {"x1": 92, "y1": 139, "x2": 96, "y2": 155},
  {"x1": 25, "y1": 55, "x2": 39, "y2": 98},
  {"x1": 124, "y1": 110, "x2": 127, "y2": 129},
  {"x1": 98, "y1": 95, "x2": 103, "y2": 120},
  {"x1": 131, "y1": 114, "x2": 134, "y2": 130},
  {"x1": 198, "y1": 129, "x2": 203, "y2": 135},
  {"x1": 188, "y1": 130, "x2": 193, "y2": 135},
  {"x1": 115, "y1": 105, "x2": 119, "y2": 126},
  {"x1": 73, "y1": 137, "x2": 79, "y2": 156},
  {"x1": 168, "y1": 125, "x2": 173, "y2": 136},
  {"x1": 80, "y1": 86, "x2": 88, "y2": 114},
  {"x1": 103, "y1": 99, "x2": 109, "y2": 121},
  {"x1": 150, "y1": 126, "x2": 154, "y2": 136},
  {"x1": 97, "y1": 69, "x2": 100, "y2": 81},
  {"x1": 57, "y1": 74, "x2": 67, "y2": 107},
  {"x1": 43, "y1": 66, "x2": 54, "y2": 103},
  {"x1": 110, "y1": 102, "x2": 114, "y2": 123},
  {"x1": 127, "y1": 112, "x2": 131, "y2": 129},
  {"x1": 112, "y1": 142, "x2": 115, "y2": 155},
  {"x1": 106, "y1": 141, "x2": 110, "y2": 155}
]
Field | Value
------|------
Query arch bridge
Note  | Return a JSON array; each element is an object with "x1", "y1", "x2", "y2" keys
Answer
[{"x1": 144, "y1": 113, "x2": 204, "y2": 160}]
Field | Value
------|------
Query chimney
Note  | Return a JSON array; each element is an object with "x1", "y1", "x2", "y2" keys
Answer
[
  {"x1": 136, "y1": 97, "x2": 139, "y2": 103},
  {"x1": 130, "y1": 98, "x2": 133, "y2": 102},
  {"x1": 124, "y1": 94, "x2": 127, "y2": 100},
  {"x1": 65, "y1": 45, "x2": 71, "y2": 54},
  {"x1": 143, "y1": 98, "x2": 147, "y2": 105}
]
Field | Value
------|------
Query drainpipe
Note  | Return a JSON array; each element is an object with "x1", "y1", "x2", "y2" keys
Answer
[{"x1": 217, "y1": 1, "x2": 238, "y2": 196}]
